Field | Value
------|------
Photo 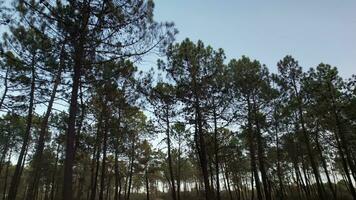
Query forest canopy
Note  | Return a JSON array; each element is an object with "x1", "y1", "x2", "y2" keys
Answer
[{"x1": 0, "y1": 1, "x2": 356, "y2": 200}]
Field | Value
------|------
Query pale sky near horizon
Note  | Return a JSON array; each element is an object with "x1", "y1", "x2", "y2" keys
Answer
[{"x1": 150, "y1": 0, "x2": 356, "y2": 78}]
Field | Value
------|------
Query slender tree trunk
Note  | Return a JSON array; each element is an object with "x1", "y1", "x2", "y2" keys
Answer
[
  {"x1": 209, "y1": 160, "x2": 215, "y2": 194},
  {"x1": 126, "y1": 139, "x2": 135, "y2": 200},
  {"x1": 165, "y1": 106, "x2": 177, "y2": 200},
  {"x1": 253, "y1": 100, "x2": 270, "y2": 200},
  {"x1": 87, "y1": 143, "x2": 97, "y2": 200},
  {"x1": 114, "y1": 149, "x2": 120, "y2": 200},
  {"x1": 191, "y1": 69, "x2": 212, "y2": 200},
  {"x1": 90, "y1": 118, "x2": 103, "y2": 200},
  {"x1": 2, "y1": 150, "x2": 11, "y2": 200},
  {"x1": 294, "y1": 160, "x2": 309, "y2": 199},
  {"x1": 327, "y1": 85, "x2": 356, "y2": 199},
  {"x1": 274, "y1": 122, "x2": 285, "y2": 200},
  {"x1": 105, "y1": 176, "x2": 111, "y2": 200},
  {"x1": 223, "y1": 168, "x2": 233, "y2": 200},
  {"x1": 76, "y1": 171, "x2": 85, "y2": 200},
  {"x1": 74, "y1": 81, "x2": 86, "y2": 155},
  {"x1": 177, "y1": 135, "x2": 182, "y2": 200},
  {"x1": 213, "y1": 103, "x2": 221, "y2": 200},
  {"x1": 0, "y1": 132, "x2": 10, "y2": 176},
  {"x1": 314, "y1": 129, "x2": 337, "y2": 200},
  {"x1": 26, "y1": 52, "x2": 63, "y2": 200},
  {"x1": 145, "y1": 170, "x2": 150, "y2": 200},
  {"x1": 50, "y1": 143, "x2": 60, "y2": 200},
  {"x1": 114, "y1": 110, "x2": 121, "y2": 200},
  {"x1": 8, "y1": 54, "x2": 36, "y2": 200},
  {"x1": 99, "y1": 119, "x2": 109, "y2": 200},
  {"x1": 0, "y1": 68, "x2": 9, "y2": 110},
  {"x1": 247, "y1": 99, "x2": 262, "y2": 200},
  {"x1": 292, "y1": 81, "x2": 325, "y2": 199},
  {"x1": 118, "y1": 168, "x2": 122, "y2": 200},
  {"x1": 301, "y1": 159, "x2": 310, "y2": 193}
]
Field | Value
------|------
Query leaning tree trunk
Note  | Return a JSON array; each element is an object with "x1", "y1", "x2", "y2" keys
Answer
[
  {"x1": 0, "y1": 68, "x2": 9, "y2": 110},
  {"x1": 299, "y1": 109, "x2": 325, "y2": 199},
  {"x1": 328, "y1": 83, "x2": 356, "y2": 199},
  {"x1": 314, "y1": 127, "x2": 337, "y2": 200},
  {"x1": 292, "y1": 81, "x2": 325, "y2": 199},
  {"x1": 26, "y1": 51, "x2": 63, "y2": 200},
  {"x1": 7, "y1": 54, "x2": 36, "y2": 200}
]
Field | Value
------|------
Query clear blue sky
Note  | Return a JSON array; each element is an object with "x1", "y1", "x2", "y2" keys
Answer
[{"x1": 151, "y1": 0, "x2": 356, "y2": 78}]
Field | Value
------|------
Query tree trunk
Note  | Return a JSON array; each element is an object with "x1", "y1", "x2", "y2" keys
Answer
[
  {"x1": 7, "y1": 54, "x2": 36, "y2": 200},
  {"x1": 63, "y1": 45, "x2": 82, "y2": 200},
  {"x1": 274, "y1": 122, "x2": 285, "y2": 200},
  {"x1": 114, "y1": 149, "x2": 120, "y2": 200},
  {"x1": 26, "y1": 51, "x2": 63, "y2": 200},
  {"x1": 314, "y1": 128, "x2": 337, "y2": 200},
  {"x1": 213, "y1": 103, "x2": 221, "y2": 200},
  {"x1": 2, "y1": 150, "x2": 11, "y2": 200},
  {"x1": 99, "y1": 119, "x2": 109, "y2": 200},
  {"x1": 177, "y1": 133, "x2": 182, "y2": 200},
  {"x1": 0, "y1": 68, "x2": 9, "y2": 110},
  {"x1": 0, "y1": 132, "x2": 10, "y2": 176},
  {"x1": 62, "y1": 4, "x2": 89, "y2": 198},
  {"x1": 88, "y1": 142, "x2": 97, "y2": 200},
  {"x1": 328, "y1": 83, "x2": 356, "y2": 199},
  {"x1": 223, "y1": 168, "x2": 233, "y2": 200},
  {"x1": 191, "y1": 67, "x2": 212, "y2": 200},
  {"x1": 50, "y1": 143, "x2": 60, "y2": 200},
  {"x1": 253, "y1": 99, "x2": 270, "y2": 200},
  {"x1": 247, "y1": 99, "x2": 262, "y2": 200},
  {"x1": 145, "y1": 170, "x2": 150, "y2": 200},
  {"x1": 90, "y1": 118, "x2": 103, "y2": 200},
  {"x1": 126, "y1": 139, "x2": 135, "y2": 200},
  {"x1": 196, "y1": 101, "x2": 212, "y2": 200},
  {"x1": 165, "y1": 106, "x2": 177, "y2": 200},
  {"x1": 292, "y1": 81, "x2": 325, "y2": 199}
]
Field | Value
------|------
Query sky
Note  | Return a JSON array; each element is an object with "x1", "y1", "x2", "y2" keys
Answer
[{"x1": 149, "y1": 0, "x2": 356, "y2": 78}]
